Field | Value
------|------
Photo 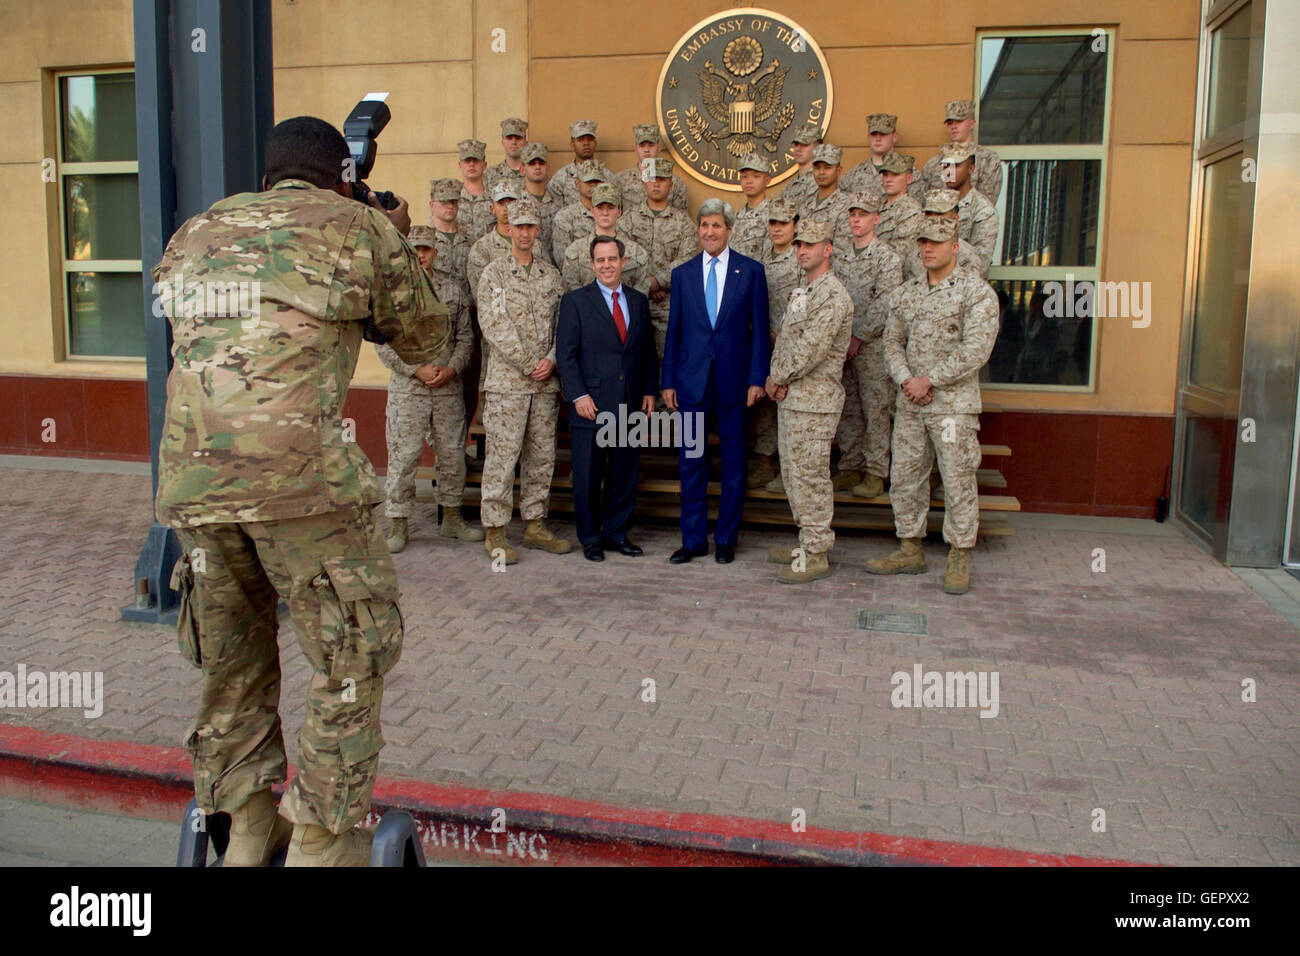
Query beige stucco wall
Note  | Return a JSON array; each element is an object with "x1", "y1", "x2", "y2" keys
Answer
[{"x1": 3, "y1": 0, "x2": 1198, "y2": 412}]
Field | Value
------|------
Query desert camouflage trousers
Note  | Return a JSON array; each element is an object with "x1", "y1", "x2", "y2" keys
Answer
[
  {"x1": 752, "y1": 398, "x2": 778, "y2": 457},
  {"x1": 170, "y1": 506, "x2": 401, "y2": 834},
  {"x1": 479, "y1": 390, "x2": 559, "y2": 527},
  {"x1": 778, "y1": 406, "x2": 838, "y2": 554},
  {"x1": 889, "y1": 407, "x2": 981, "y2": 548},
  {"x1": 835, "y1": 339, "x2": 894, "y2": 478},
  {"x1": 384, "y1": 383, "x2": 468, "y2": 516}
]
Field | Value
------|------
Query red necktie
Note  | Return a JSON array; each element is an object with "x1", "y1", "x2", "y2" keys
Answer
[{"x1": 611, "y1": 291, "x2": 627, "y2": 343}]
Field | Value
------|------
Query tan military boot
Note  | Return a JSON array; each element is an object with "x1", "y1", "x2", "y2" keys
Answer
[
  {"x1": 441, "y1": 507, "x2": 485, "y2": 541},
  {"x1": 943, "y1": 546, "x2": 970, "y2": 595},
  {"x1": 284, "y1": 822, "x2": 374, "y2": 867},
  {"x1": 779, "y1": 549, "x2": 831, "y2": 584},
  {"x1": 851, "y1": 475, "x2": 885, "y2": 498},
  {"x1": 864, "y1": 537, "x2": 927, "y2": 575},
  {"x1": 747, "y1": 454, "x2": 777, "y2": 489},
  {"x1": 523, "y1": 518, "x2": 572, "y2": 554},
  {"x1": 385, "y1": 517, "x2": 408, "y2": 554},
  {"x1": 768, "y1": 542, "x2": 801, "y2": 564},
  {"x1": 484, "y1": 526, "x2": 517, "y2": 564},
  {"x1": 222, "y1": 789, "x2": 293, "y2": 867},
  {"x1": 764, "y1": 474, "x2": 785, "y2": 494},
  {"x1": 832, "y1": 469, "x2": 864, "y2": 491}
]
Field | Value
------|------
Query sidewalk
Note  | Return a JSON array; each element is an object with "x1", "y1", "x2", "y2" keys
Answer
[{"x1": 0, "y1": 460, "x2": 1296, "y2": 865}]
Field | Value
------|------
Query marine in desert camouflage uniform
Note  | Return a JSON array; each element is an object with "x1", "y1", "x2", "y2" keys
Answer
[
  {"x1": 752, "y1": 200, "x2": 800, "y2": 491},
  {"x1": 910, "y1": 99, "x2": 1003, "y2": 206},
  {"x1": 550, "y1": 160, "x2": 606, "y2": 265},
  {"x1": 519, "y1": 142, "x2": 560, "y2": 266},
  {"x1": 546, "y1": 119, "x2": 615, "y2": 209},
  {"x1": 561, "y1": 182, "x2": 651, "y2": 293},
  {"x1": 730, "y1": 153, "x2": 775, "y2": 260},
  {"x1": 484, "y1": 117, "x2": 528, "y2": 193},
  {"x1": 875, "y1": 151, "x2": 924, "y2": 262},
  {"x1": 617, "y1": 123, "x2": 689, "y2": 212},
  {"x1": 901, "y1": 187, "x2": 987, "y2": 281},
  {"x1": 840, "y1": 113, "x2": 898, "y2": 199},
  {"x1": 779, "y1": 123, "x2": 823, "y2": 210},
  {"x1": 455, "y1": 139, "x2": 495, "y2": 243}
]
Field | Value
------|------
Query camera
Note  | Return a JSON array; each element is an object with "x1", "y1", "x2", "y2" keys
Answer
[{"x1": 344, "y1": 94, "x2": 398, "y2": 342}]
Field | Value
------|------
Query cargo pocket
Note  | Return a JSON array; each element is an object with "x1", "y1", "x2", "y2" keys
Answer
[
  {"x1": 314, "y1": 556, "x2": 404, "y2": 681},
  {"x1": 170, "y1": 554, "x2": 202, "y2": 669}
]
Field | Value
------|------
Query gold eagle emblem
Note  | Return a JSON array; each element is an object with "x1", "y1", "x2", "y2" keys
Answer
[{"x1": 685, "y1": 37, "x2": 796, "y2": 157}]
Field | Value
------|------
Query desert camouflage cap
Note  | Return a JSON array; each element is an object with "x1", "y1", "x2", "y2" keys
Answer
[
  {"x1": 945, "y1": 99, "x2": 975, "y2": 121},
  {"x1": 642, "y1": 157, "x2": 674, "y2": 181},
  {"x1": 766, "y1": 199, "x2": 798, "y2": 222},
  {"x1": 879, "y1": 152, "x2": 913, "y2": 175},
  {"x1": 737, "y1": 153, "x2": 769, "y2": 174},
  {"x1": 500, "y1": 117, "x2": 528, "y2": 137},
  {"x1": 790, "y1": 123, "x2": 823, "y2": 145},
  {"x1": 407, "y1": 225, "x2": 437, "y2": 248},
  {"x1": 508, "y1": 197, "x2": 541, "y2": 225},
  {"x1": 940, "y1": 142, "x2": 976, "y2": 164},
  {"x1": 812, "y1": 143, "x2": 843, "y2": 165},
  {"x1": 847, "y1": 191, "x2": 883, "y2": 214},
  {"x1": 591, "y1": 182, "x2": 623, "y2": 207},
  {"x1": 430, "y1": 177, "x2": 461, "y2": 201},
  {"x1": 521, "y1": 142, "x2": 549, "y2": 163},
  {"x1": 576, "y1": 160, "x2": 607, "y2": 182},
  {"x1": 570, "y1": 119, "x2": 598, "y2": 138},
  {"x1": 795, "y1": 219, "x2": 834, "y2": 244},
  {"x1": 490, "y1": 180, "x2": 521, "y2": 203},
  {"x1": 923, "y1": 188, "x2": 960, "y2": 214},
  {"x1": 632, "y1": 123, "x2": 661, "y2": 144},
  {"x1": 457, "y1": 138, "x2": 487, "y2": 161},
  {"x1": 867, "y1": 113, "x2": 898, "y2": 134},
  {"x1": 918, "y1": 217, "x2": 958, "y2": 242}
]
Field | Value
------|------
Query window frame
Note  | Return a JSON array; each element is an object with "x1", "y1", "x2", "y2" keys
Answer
[
  {"x1": 55, "y1": 67, "x2": 142, "y2": 362},
  {"x1": 974, "y1": 26, "x2": 1116, "y2": 393}
]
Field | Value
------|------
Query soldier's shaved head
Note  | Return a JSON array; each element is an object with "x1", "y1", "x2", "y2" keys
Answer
[{"x1": 263, "y1": 116, "x2": 351, "y2": 189}]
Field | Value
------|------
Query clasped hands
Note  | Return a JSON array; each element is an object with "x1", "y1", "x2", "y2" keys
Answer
[{"x1": 902, "y1": 376, "x2": 933, "y2": 406}]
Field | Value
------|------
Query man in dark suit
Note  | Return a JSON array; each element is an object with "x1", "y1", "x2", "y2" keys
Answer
[
  {"x1": 556, "y1": 235, "x2": 658, "y2": 561},
  {"x1": 661, "y1": 198, "x2": 770, "y2": 564}
]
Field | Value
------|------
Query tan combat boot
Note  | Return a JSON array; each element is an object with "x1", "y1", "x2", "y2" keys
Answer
[
  {"x1": 441, "y1": 507, "x2": 485, "y2": 541},
  {"x1": 851, "y1": 475, "x2": 885, "y2": 498},
  {"x1": 747, "y1": 454, "x2": 777, "y2": 489},
  {"x1": 284, "y1": 822, "x2": 374, "y2": 867},
  {"x1": 768, "y1": 541, "x2": 801, "y2": 564},
  {"x1": 864, "y1": 537, "x2": 927, "y2": 575},
  {"x1": 385, "y1": 517, "x2": 408, "y2": 554},
  {"x1": 764, "y1": 474, "x2": 785, "y2": 494},
  {"x1": 484, "y1": 526, "x2": 517, "y2": 564},
  {"x1": 943, "y1": 546, "x2": 970, "y2": 595},
  {"x1": 778, "y1": 549, "x2": 831, "y2": 584},
  {"x1": 832, "y1": 469, "x2": 864, "y2": 491},
  {"x1": 223, "y1": 789, "x2": 293, "y2": 867},
  {"x1": 522, "y1": 518, "x2": 572, "y2": 554}
]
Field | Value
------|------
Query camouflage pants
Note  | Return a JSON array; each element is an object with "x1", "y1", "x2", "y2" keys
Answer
[
  {"x1": 835, "y1": 341, "x2": 893, "y2": 478},
  {"x1": 170, "y1": 506, "x2": 401, "y2": 834},
  {"x1": 384, "y1": 382, "x2": 467, "y2": 516},
  {"x1": 480, "y1": 390, "x2": 559, "y2": 527},
  {"x1": 752, "y1": 397, "x2": 778, "y2": 457},
  {"x1": 889, "y1": 407, "x2": 981, "y2": 548},
  {"x1": 778, "y1": 406, "x2": 838, "y2": 554}
]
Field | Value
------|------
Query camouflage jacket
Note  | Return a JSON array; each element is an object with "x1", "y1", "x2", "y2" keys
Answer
[
  {"x1": 468, "y1": 228, "x2": 514, "y2": 303},
  {"x1": 910, "y1": 144, "x2": 1003, "y2": 206},
  {"x1": 545, "y1": 158, "x2": 615, "y2": 207},
  {"x1": 770, "y1": 269, "x2": 854, "y2": 414},
  {"x1": 958, "y1": 187, "x2": 999, "y2": 271},
  {"x1": 840, "y1": 159, "x2": 885, "y2": 199},
  {"x1": 476, "y1": 254, "x2": 564, "y2": 394},
  {"x1": 521, "y1": 186, "x2": 562, "y2": 266},
  {"x1": 456, "y1": 185, "x2": 495, "y2": 243},
  {"x1": 550, "y1": 202, "x2": 595, "y2": 265},
  {"x1": 617, "y1": 203, "x2": 698, "y2": 297},
  {"x1": 762, "y1": 244, "x2": 801, "y2": 338},
  {"x1": 432, "y1": 226, "x2": 472, "y2": 302},
  {"x1": 883, "y1": 267, "x2": 998, "y2": 416},
  {"x1": 484, "y1": 161, "x2": 526, "y2": 193},
  {"x1": 833, "y1": 236, "x2": 904, "y2": 342},
  {"x1": 903, "y1": 238, "x2": 987, "y2": 282},
  {"x1": 779, "y1": 168, "x2": 817, "y2": 209},
  {"x1": 153, "y1": 179, "x2": 448, "y2": 526},
  {"x1": 616, "y1": 166, "x2": 689, "y2": 213},
  {"x1": 799, "y1": 188, "x2": 855, "y2": 254},
  {"x1": 376, "y1": 268, "x2": 473, "y2": 398},
  {"x1": 876, "y1": 194, "x2": 924, "y2": 262},
  {"x1": 731, "y1": 198, "x2": 773, "y2": 260},
  {"x1": 561, "y1": 233, "x2": 651, "y2": 294}
]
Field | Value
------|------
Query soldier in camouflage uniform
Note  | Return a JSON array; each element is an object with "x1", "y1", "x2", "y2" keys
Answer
[
  {"x1": 832, "y1": 192, "x2": 904, "y2": 500},
  {"x1": 546, "y1": 119, "x2": 615, "y2": 209},
  {"x1": 876, "y1": 151, "x2": 925, "y2": 261},
  {"x1": 942, "y1": 143, "x2": 999, "y2": 273},
  {"x1": 378, "y1": 226, "x2": 482, "y2": 551},
  {"x1": 731, "y1": 153, "x2": 775, "y2": 260},
  {"x1": 476, "y1": 198, "x2": 572, "y2": 560},
  {"x1": 561, "y1": 182, "x2": 652, "y2": 292},
  {"x1": 800, "y1": 144, "x2": 855, "y2": 272},
  {"x1": 867, "y1": 217, "x2": 998, "y2": 595},
  {"x1": 841, "y1": 113, "x2": 898, "y2": 199},
  {"x1": 455, "y1": 139, "x2": 495, "y2": 243},
  {"x1": 154, "y1": 117, "x2": 449, "y2": 866},
  {"x1": 617, "y1": 123, "x2": 689, "y2": 212},
  {"x1": 779, "y1": 123, "x2": 822, "y2": 210},
  {"x1": 468, "y1": 180, "x2": 520, "y2": 298},
  {"x1": 752, "y1": 200, "x2": 800, "y2": 490},
  {"x1": 902, "y1": 188, "x2": 988, "y2": 281},
  {"x1": 430, "y1": 177, "x2": 480, "y2": 429},
  {"x1": 764, "y1": 219, "x2": 854, "y2": 584},
  {"x1": 550, "y1": 160, "x2": 605, "y2": 265},
  {"x1": 910, "y1": 99, "x2": 1003, "y2": 206},
  {"x1": 484, "y1": 117, "x2": 528, "y2": 192},
  {"x1": 616, "y1": 157, "x2": 698, "y2": 365},
  {"x1": 519, "y1": 142, "x2": 561, "y2": 266}
]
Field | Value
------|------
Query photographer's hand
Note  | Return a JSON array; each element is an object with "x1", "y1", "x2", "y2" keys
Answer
[{"x1": 371, "y1": 191, "x2": 412, "y2": 235}]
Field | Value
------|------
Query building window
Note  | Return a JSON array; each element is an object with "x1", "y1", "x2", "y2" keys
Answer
[
  {"x1": 58, "y1": 70, "x2": 143, "y2": 359},
  {"x1": 975, "y1": 31, "x2": 1113, "y2": 390}
]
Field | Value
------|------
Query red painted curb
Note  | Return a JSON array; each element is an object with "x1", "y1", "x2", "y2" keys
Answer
[{"x1": 0, "y1": 724, "x2": 1139, "y2": 866}]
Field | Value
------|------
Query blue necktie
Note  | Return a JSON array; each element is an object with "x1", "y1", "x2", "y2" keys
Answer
[{"x1": 706, "y1": 256, "x2": 719, "y2": 328}]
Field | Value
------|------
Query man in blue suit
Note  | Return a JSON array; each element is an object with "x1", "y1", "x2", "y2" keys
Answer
[{"x1": 661, "y1": 198, "x2": 770, "y2": 563}]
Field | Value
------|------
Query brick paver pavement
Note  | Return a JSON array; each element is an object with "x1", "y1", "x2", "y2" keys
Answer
[{"x1": 1, "y1": 464, "x2": 1296, "y2": 865}]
